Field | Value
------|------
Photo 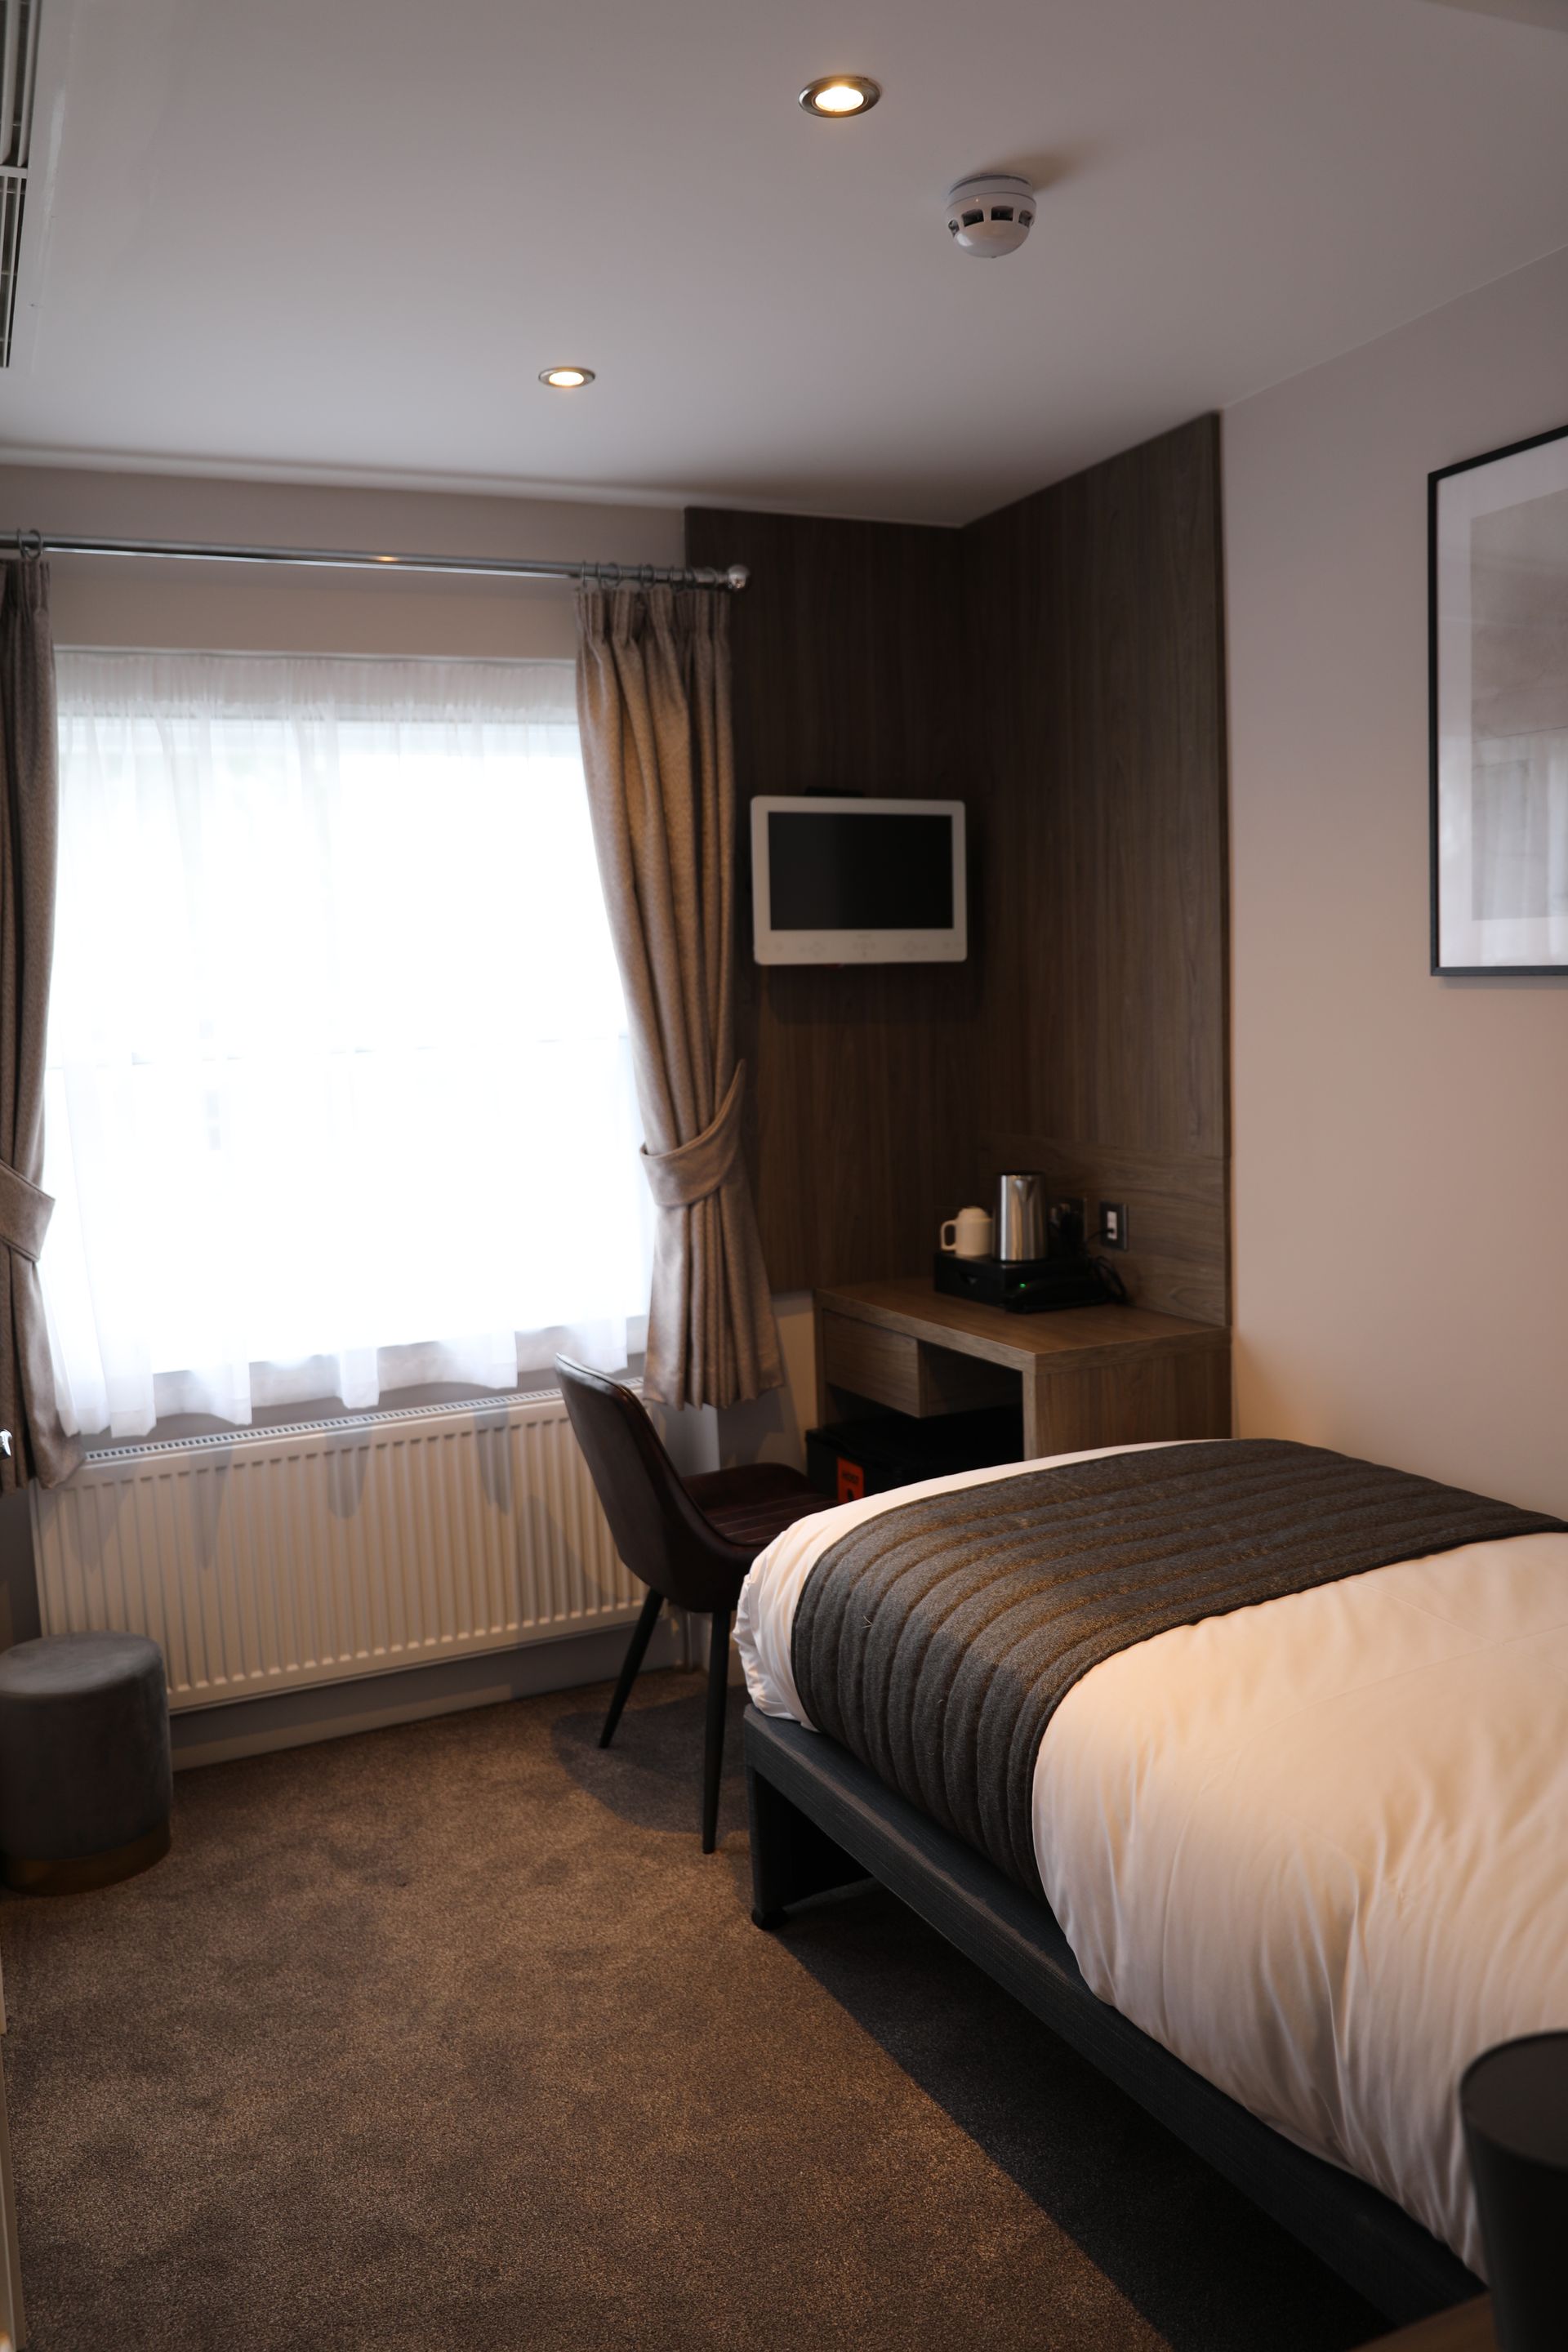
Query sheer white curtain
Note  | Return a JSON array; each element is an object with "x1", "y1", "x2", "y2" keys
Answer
[{"x1": 42, "y1": 651, "x2": 652, "y2": 1439}]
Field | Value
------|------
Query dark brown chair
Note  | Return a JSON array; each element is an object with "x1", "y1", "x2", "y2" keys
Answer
[{"x1": 555, "y1": 1356, "x2": 830, "y2": 1853}]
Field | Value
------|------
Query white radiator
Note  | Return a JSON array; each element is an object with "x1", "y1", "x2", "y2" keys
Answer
[{"x1": 29, "y1": 1389, "x2": 646, "y2": 1711}]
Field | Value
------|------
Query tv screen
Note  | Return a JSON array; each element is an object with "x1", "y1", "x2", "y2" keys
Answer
[
  {"x1": 751, "y1": 796, "x2": 966, "y2": 964},
  {"x1": 767, "y1": 810, "x2": 954, "y2": 932}
]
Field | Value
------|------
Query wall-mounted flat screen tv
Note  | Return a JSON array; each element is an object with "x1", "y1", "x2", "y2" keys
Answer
[{"x1": 750, "y1": 796, "x2": 967, "y2": 964}]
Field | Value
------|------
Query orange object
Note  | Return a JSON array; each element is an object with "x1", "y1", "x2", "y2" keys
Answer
[{"x1": 836, "y1": 1459, "x2": 865, "y2": 1503}]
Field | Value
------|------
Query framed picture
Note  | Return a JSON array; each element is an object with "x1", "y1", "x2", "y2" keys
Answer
[{"x1": 1429, "y1": 421, "x2": 1568, "y2": 975}]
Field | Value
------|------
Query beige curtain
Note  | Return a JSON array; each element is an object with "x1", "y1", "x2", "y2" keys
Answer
[
  {"x1": 0, "y1": 560, "x2": 78, "y2": 1490},
  {"x1": 576, "y1": 586, "x2": 782, "y2": 1410}
]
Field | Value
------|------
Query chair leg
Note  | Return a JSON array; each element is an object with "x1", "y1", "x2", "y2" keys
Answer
[
  {"x1": 599, "y1": 1588, "x2": 662, "y2": 1750},
  {"x1": 702, "y1": 1606, "x2": 733, "y2": 1855}
]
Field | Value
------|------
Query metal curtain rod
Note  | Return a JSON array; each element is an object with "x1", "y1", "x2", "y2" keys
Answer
[{"x1": 2, "y1": 529, "x2": 749, "y2": 591}]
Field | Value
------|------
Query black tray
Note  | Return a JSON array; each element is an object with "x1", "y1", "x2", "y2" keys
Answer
[{"x1": 933, "y1": 1250, "x2": 1110, "y2": 1313}]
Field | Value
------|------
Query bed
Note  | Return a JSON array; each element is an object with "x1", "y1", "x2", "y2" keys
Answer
[{"x1": 734, "y1": 1437, "x2": 1568, "y2": 2325}]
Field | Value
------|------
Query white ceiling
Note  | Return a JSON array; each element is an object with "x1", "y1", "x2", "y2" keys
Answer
[{"x1": 7, "y1": 0, "x2": 1568, "y2": 525}]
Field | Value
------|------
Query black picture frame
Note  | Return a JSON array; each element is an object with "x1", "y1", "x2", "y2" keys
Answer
[{"x1": 1429, "y1": 419, "x2": 1568, "y2": 976}]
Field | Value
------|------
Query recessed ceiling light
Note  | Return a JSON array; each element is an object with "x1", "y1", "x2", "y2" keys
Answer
[
  {"x1": 798, "y1": 74, "x2": 880, "y2": 118},
  {"x1": 539, "y1": 366, "x2": 595, "y2": 390}
]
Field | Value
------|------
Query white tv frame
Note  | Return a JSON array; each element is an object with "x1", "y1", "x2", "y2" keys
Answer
[{"x1": 750, "y1": 796, "x2": 967, "y2": 965}]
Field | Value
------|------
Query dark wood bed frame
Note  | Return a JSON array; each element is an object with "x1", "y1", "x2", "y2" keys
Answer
[{"x1": 744, "y1": 1706, "x2": 1481, "y2": 2329}]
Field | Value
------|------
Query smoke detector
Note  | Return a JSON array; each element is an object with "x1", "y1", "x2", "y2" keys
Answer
[{"x1": 944, "y1": 173, "x2": 1036, "y2": 259}]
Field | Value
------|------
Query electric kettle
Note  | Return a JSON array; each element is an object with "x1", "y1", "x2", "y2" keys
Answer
[{"x1": 996, "y1": 1171, "x2": 1049, "y2": 1263}]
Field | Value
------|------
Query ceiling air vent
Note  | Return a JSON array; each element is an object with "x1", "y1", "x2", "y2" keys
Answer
[{"x1": 0, "y1": 0, "x2": 41, "y2": 368}]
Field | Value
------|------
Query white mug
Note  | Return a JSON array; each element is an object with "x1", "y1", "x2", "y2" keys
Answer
[{"x1": 939, "y1": 1207, "x2": 993, "y2": 1258}]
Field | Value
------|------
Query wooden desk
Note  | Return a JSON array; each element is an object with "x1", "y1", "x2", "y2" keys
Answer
[
  {"x1": 1360, "y1": 2300, "x2": 1494, "y2": 2352},
  {"x1": 813, "y1": 1278, "x2": 1231, "y2": 1459}
]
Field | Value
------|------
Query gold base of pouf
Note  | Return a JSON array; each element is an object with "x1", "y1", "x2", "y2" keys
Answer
[{"x1": 2, "y1": 1820, "x2": 171, "y2": 1896}]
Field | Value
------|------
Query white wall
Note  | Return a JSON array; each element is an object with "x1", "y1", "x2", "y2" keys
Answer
[
  {"x1": 0, "y1": 463, "x2": 684, "y2": 658},
  {"x1": 716, "y1": 1292, "x2": 817, "y2": 1471},
  {"x1": 1226, "y1": 241, "x2": 1568, "y2": 1517}
]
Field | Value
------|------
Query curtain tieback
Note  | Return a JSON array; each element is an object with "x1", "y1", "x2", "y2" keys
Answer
[
  {"x1": 0, "y1": 1161, "x2": 53, "y2": 1262},
  {"x1": 640, "y1": 1063, "x2": 747, "y2": 1210}
]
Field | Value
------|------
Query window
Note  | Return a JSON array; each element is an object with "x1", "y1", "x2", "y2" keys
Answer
[{"x1": 41, "y1": 651, "x2": 650, "y2": 1439}]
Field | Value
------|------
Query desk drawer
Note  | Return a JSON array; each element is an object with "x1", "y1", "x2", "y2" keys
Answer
[
  {"x1": 821, "y1": 1312, "x2": 924, "y2": 1414},
  {"x1": 821, "y1": 1312, "x2": 1017, "y2": 1419}
]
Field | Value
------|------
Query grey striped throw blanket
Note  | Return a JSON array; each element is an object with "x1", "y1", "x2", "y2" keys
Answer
[{"x1": 790, "y1": 1439, "x2": 1564, "y2": 1891}]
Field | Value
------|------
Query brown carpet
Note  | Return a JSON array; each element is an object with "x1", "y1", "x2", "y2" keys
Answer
[{"x1": 0, "y1": 1672, "x2": 1383, "y2": 2351}]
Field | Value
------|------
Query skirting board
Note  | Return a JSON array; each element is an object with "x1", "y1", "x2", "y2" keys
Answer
[
  {"x1": 744, "y1": 1706, "x2": 1481, "y2": 2329},
  {"x1": 171, "y1": 1615, "x2": 686, "y2": 1770}
]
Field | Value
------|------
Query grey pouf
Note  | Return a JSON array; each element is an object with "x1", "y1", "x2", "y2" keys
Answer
[{"x1": 0, "y1": 1633, "x2": 172, "y2": 1895}]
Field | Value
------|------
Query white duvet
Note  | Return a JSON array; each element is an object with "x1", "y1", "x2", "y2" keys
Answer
[{"x1": 734, "y1": 1443, "x2": 1568, "y2": 2275}]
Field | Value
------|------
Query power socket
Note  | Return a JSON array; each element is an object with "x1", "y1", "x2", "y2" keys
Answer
[
  {"x1": 1048, "y1": 1196, "x2": 1086, "y2": 1254},
  {"x1": 1097, "y1": 1201, "x2": 1129, "y2": 1251}
]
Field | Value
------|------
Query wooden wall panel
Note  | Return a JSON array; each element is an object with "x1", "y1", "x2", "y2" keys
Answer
[
  {"x1": 977, "y1": 1132, "x2": 1227, "y2": 1328},
  {"x1": 961, "y1": 415, "x2": 1231, "y2": 1322},
  {"x1": 962, "y1": 415, "x2": 1228, "y2": 1163},
  {"x1": 684, "y1": 508, "x2": 975, "y2": 1291},
  {"x1": 688, "y1": 415, "x2": 1230, "y2": 1322}
]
